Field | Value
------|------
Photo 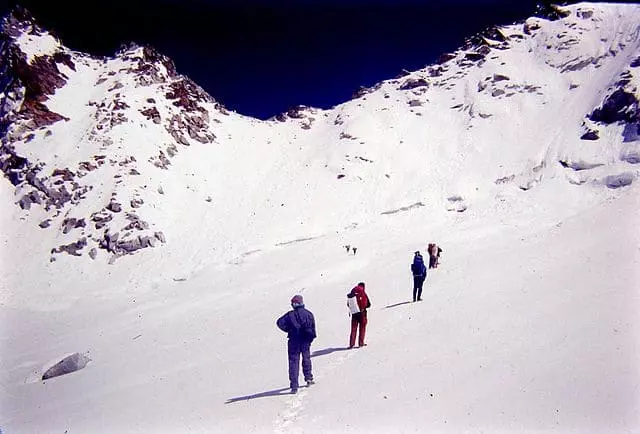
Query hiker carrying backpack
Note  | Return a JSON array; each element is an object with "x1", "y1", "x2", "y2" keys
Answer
[
  {"x1": 411, "y1": 251, "x2": 427, "y2": 302},
  {"x1": 347, "y1": 282, "x2": 371, "y2": 348}
]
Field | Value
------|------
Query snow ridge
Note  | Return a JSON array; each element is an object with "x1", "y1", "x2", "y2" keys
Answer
[{"x1": 0, "y1": 2, "x2": 638, "y2": 267}]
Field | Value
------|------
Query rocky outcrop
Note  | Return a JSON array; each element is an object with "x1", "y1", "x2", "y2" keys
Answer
[
  {"x1": 0, "y1": 7, "x2": 198, "y2": 263},
  {"x1": 52, "y1": 237, "x2": 87, "y2": 256},
  {"x1": 61, "y1": 217, "x2": 86, "y2": 234},
  {"x1": 13, "y1": 52, "x2": 73, "y2": 103},
  {"x1": 462, "y1": 26, "x2": 508, "y2": 52},
  {"x1": 98, "y1": 230, "x2": 166, "y2": 256},
  {"x1": 534, "y1": 3, "x2": 571, "y2": 21},
  {"x1": 580, "y1": 129, "x2": 600, "y2": 140},
  {"x1": 140, "y1": 106, "x2": 161, "y2": 124},
  {"x1": 436, "y1": 53, "x2": 456, "y2": 65},
  {"x1": 398, "y1": 78, "x2": 429, "y2": 91},
  {"x1": 142, "y1": 45, "x2": 177, "y2": 79},
  {"x1": 163, "y1": 79, "x2": 216, "y2": 144},
  {"x1": 351, "y1": 83, "x2": 382, "y2": 99},
  {"x1": 1, "y1": 8, "x2": 71, "y2": 133},
  {"x1": 589, "y1": 88, "x2": 639, "y2": 125}
]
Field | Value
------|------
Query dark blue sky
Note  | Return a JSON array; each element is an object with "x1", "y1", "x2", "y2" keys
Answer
[{"x1": 2, "y1": 0, "x2": 635, "y2": 118}]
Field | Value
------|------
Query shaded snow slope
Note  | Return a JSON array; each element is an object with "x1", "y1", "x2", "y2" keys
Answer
[{"x1": 1, "y1": 2, "x2": 639, "y2": 433}]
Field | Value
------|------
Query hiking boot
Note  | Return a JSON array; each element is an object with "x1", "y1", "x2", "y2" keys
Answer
[
  {"x1": 291, "y1": 388, "x2": 298, "y2": 394},
  {"x1": 306, "y1": 380, "x2": 315, "y2": 387}
]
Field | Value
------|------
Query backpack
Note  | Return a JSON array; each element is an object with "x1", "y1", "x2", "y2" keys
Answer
[
  {"x1": 347, "y1": 293, "x2": 360, "y2": 314},
  {"x1": 411, "y1": 255, "x2": 425, "y2": 276},
  {"x1": 288, "y1": 310, "x2": 315, "y2": 341}
]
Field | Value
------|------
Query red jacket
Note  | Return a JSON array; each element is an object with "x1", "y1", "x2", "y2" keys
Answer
[{"x1": 350, "y1": 284, "x2": 370, "y2": 311}]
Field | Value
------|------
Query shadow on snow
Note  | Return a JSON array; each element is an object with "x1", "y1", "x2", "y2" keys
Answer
[
  {"x1": 311, "y1": 346, "x2": 351, "y2": 357},
  {"x1": 225, "y1": 387, "x2": 292, "y2": 404},
  {"x1": 383, "y1": 300, "x2": 412, "y2": 309},
  {"x1": 225, "y1": 347, "x2": 351, "y2": 403}
]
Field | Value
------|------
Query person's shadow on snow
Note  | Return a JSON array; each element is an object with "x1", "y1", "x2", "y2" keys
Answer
[
  {"x1": 311, "y1": 346, "x2": 351, "y2": 357},
  {"x1": 225, "y1": 387, "x2": 292, "y2": 403},
  {"x1": 383, "y1": 300, "x2": 412, "y2": 309},
  {"x1": 225, "y1": 347, "x2": 351, "y2": 403}
]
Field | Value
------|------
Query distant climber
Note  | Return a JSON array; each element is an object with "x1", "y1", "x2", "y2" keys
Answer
[
  {"x1": 428, "y1": 243, "x2": 442, "y2": 269},
  {"x1": 347, "y1": 282, "x2": 371, "y2": 348},
  {"x1": 276, "y1": 295, "x2": 316, "y2": 394},
  {"x1": 352, "y1": 246, "x2": 357, "y2": 255},
  {"x1": 411, "y1": 251, "x2": 427, "y2": 302}
]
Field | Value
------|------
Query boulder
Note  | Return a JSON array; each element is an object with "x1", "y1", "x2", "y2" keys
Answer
[
  {"x1": 42, "y1": 352, "x2": 91, "y2": 380},
  {"x1": 106, "y1": 201, "x2": 122, "y2": 213}
]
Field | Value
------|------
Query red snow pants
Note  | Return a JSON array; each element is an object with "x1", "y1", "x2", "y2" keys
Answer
[{"x1": 349, "y1": 310, "x2": 367, "y2": 347}]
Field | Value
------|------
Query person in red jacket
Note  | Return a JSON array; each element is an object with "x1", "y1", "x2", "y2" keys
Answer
[{"x1": 347, "y1": 282, "x2": 371, "y2": 348}]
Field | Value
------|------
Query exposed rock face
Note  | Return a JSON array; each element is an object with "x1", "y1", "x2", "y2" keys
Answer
[
  {"x1": 0, "y1": 7, "x2": 196, "y2": 262},
  {"x1": 351, "y1": 83, "x2": 382, "y2": 99},
  {"x1": 534, "y1": 3, "x2": 571, "y2": 21},
  {"x1": 462, "y1": 26, "x2": 508, "y2": 52},
  {"x1": 398, "y1": 78, "x2": 429, "y2": 91},
  {"x1": 436, "y1": 53, "x2": 456, "y2": 65},
  {"x1": 0, "y1": 10, "x2": 71, "y2": 134},
  {"x1": 140, "y1": 106, "x2": 161, "y2": 124},
  {"x1": 589, "y1": 88, "x2": 639, "y2": 125},
  {"x1": 52, "y1": 237, "x2": 87, "y2": 256}
]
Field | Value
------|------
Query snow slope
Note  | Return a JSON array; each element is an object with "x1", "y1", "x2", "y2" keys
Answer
[{"x1": 0, "y1": 2, "x2": 639, "y2": 433}]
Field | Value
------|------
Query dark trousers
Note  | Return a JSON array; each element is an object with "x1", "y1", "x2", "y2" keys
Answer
[
  {"x1": 413, "y1": 275, "x2": 426, "y2": 301},
  {"x1": 349, "y1": 311, "x2": 367, "y2": 347},
  {"x1": 287, "y1": 339, "x2": 312, "y2": 389},
  {"x1": 429, "y1": 256, "x2": 437, "y2": 269}
]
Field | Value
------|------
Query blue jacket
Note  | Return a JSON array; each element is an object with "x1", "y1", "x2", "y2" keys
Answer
[
  {"x1": 411, "y1": 254, "x2": 427, "y2": 277},
  {"x1": 277, "y1": 307, "x2": 317, "y2": 342}
]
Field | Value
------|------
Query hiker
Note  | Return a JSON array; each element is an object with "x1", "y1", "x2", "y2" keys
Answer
[
  {"x1": 428, "y1": 243, "x2": 442, "y2": 269},
  {"x1": 427, "y1": 244, "x2": 436, "y2": 269},
  {"x1": 276, "y1": 295, "x2": 317, "y2": 394},
  {"x1": 411, "y1": 251, "x2": 427, "y2": 302},
  {"x1": 352, "y1": 246, "x2": 357, "y2": 255},
  {"x1": 347, "y1": 282, "x2": 371, "y2": 348}
]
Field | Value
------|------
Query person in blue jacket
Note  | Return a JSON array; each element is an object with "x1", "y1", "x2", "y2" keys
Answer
[
  {"x1": 411, "y1": 251, "x2": 427, "y2": 302},
  {"x1": 276, "y1": 295, "x2": 316, "y2": 394}
]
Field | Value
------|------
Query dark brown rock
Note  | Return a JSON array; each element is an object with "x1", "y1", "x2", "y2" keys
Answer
[
  {"x1": 131, "y1": 198, "x2": 144, "y2": 208},
  {"x1": 53, "y1": 237, "x2": 87, "y2": 256},
  {"x1": 399, "y1": 78, "x2": 429, "y2": 91},
  {"x1": 140, "y1": 106, "x2": 161, "y2": 124},
  {"x1": 61, "y1": 217, "x2": 86, "y2": 234},
  {"x1": 106, "y1": 201, "x2": 122, "y2": 213},
  {"x1": 589, "y1": 89, "x2": 639, "y2": 125},
  {"x1": 436, "y1": 53, "x2": 456, "y2": 64},
  {"x1": 51, "y1": 168, "x2": 74, "y2": 181},
  {"x1": 581, "y1": 130, "x2": 600, "y2": 140}
]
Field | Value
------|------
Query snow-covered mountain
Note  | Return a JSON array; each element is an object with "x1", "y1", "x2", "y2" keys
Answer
[{"x1": 1, "y1": 3, "x2": 639, "y2": 433}]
